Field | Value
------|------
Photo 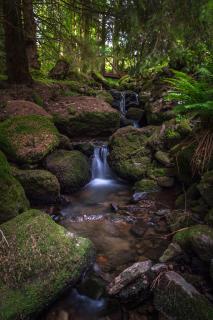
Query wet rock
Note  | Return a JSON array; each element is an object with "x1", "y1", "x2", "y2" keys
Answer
[
  {"x1": 159, "y1": 242, "x2": 182, "y2": 263},
  {"x1": 154, "y1": 151, "x2": 171, "y2": 167},
  {"x1": 108, "y1": 126, "x2": 151, "y2": 181},
  {"x1": 0, "y1": 115, "x2": 59, "y2": 164},
  {"x1": 120, "y1": 115, "x2": 134, "y2": 127},
  {"x1": 126, "y1": 107, "x2": 144, "y2": 121},
  {"x1": 155, "y1": 209, "x2": 170, "y2": 217},
  {"x1": 0, "y1": 100, "x2": 51, "y2": 121},
  {"x1": 197, "y1": 170, "x2": 213, "y2": 207},
  {"x1": 0, "y1": 151, "x2": 29, "y2": 223},
  {"x1": 45, "y1": 150, "x2": 91, "y2": 193},
  {"x1": 107, "y1": 260, "x2": 152, "y2": 302},
  {"x1": 157, "y1": 176, "x2": 174, "y2": 188},
  {"x1": 12, "y1": 167, "x2": 60, "y2": 204},
  {"x1": 151, "y1": 263, "x2": 168, "y2": 275},
  {"x1": 132, "y1": 191, "x2": 148, "y2": 203},
  {"x1": 0, "y1": 209, "x2": 94, "y2": 320},
  {"x1": 154, "y1": 271, "x2": 213, "y2": 320},
  {"x1": 174, "y1": 224, "x2": 213, "y2": 262},
  {"x1": 111, "y1": 202, "x2": 119, "y2": 212},
  {"x1": 47, "y1": 96, "x2": 120, "y2": 137}
]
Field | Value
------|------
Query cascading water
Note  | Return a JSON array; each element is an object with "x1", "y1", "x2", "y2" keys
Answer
[{"x1": 118, "y1": 92, "x2": 141, "y2": 128}]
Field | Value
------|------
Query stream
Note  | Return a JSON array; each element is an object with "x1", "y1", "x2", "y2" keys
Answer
[{"x1": 41, "y1": 142, "x2": 175, "y2": 320}]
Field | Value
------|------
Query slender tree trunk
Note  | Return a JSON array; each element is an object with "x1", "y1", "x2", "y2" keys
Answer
[
  {"x1": 2, "y1": 0, "x2": 32, "y2": 84},
  {"x1": 101, "y1": 14, "x2": 106, "y2": 74},
  {"x1": 22, "y1": 0, "x2": 40, "y2": 69}
]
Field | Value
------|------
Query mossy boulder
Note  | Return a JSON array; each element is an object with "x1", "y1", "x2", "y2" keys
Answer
[
  {"x1": 0, "y1": 115, "x2": 59, "y2": 164},
  {"x1": 173, "y1": 225, "x2": 213, "y2": 262},
  {"x1": 45, "y1": 150, "x2": 91, "y2": 193},
  {"x1": 95, "y1": 90, "x2": 113, "y2": 105},
  {"x1": 0, "y1": 100, "x2": 51, "y2": 121},
  {"x1": 108, "y1": 126, "x2": 151, "y2": 181},
  {"x1": 197, "y1": 170, "x2": 213, "y2": 207},
  {"x1": 157, "y1": 176, "x2": 174, "y2": 188},
  {"x1": 12, "y1": 168, "x2": 60, "y2": 204},
  {"x1": 0, "y1": 209, "x2": 94, "y2": 320},
  {"x1": 48, "y1": 96, "x2": 120, "y2": 137},
  {"x1": 0, "y1": 151, "x2": 29, "y2": 223},
  {"x1": 134, "y1": 179, "x2": 159, "y2": 192},
  {"x1": 154, "y1": 271, "x2": 213, "y2": 320}
]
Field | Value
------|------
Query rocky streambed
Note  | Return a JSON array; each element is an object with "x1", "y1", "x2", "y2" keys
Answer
[{"x1": 0, "y1": 77, "x2": 213, "y2": 320}]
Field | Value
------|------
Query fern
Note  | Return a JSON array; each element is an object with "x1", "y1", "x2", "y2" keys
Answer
[{"x1": 165, "y1": 67, "x2": 213, "y2": 116}]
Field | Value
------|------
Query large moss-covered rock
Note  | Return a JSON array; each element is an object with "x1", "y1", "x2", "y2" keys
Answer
[
  {"x1": 126, "y1": 107, "x2": 144, "y2": 121},
  {"x1": 0, "y1": 115, "x2": 59, "y2": 164},
  {"x1": 12, "y1": 168, "x2": 60, "y2": 204},
  {"x1": 0, "y1": 210, "x2": 94, "y2": 320},
  {"x1": 134, "y1": 179, "x2": 159, "y2": 192},
  {"x1": 47, "y1": 96, "x2": 120, "y2": 137},
  {"x1": 0, "y1": 100, "x2": 51, "y2": 121},
  {"x1": 173, "y1": 225, "x2": 213, "y2": 262},
  {"x1": 108, "y1": 126, "x2": 151, "y2": 181},
  {"x1": 0, "y1": 151, "x2": 29, "y2": 223},
  {"x1": 154, "y1": 271, "x2": 213, "y2": 320},
  {"x1": 198, "y1": 170, "x2": 213, "y2": 207},
  {"x1": 45, "y1": 150, "x2": 91, "y2": 192}
]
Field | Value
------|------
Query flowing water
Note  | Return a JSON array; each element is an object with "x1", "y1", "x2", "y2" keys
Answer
[
  {"x1": 42, "y1": 144, "x2": 174, "y2": 320},
  {"x1": 118, "y1": 91, "x2": 141, "y2": 128}
]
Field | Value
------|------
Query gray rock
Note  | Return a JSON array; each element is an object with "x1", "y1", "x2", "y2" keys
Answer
[
  {"x1": 132, "y1": 191, "x2": 148, "y2": 203},
  {"x1": 154, "y1": 271, "x2": 213, "y2": 320},
  {"x1": 107, "y1": 260, "x2": 152, "y2": 298}
]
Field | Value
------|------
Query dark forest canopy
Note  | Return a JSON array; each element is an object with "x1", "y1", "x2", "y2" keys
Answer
[{"x1": 0, "y1": 0, "x2": 213, "y2": 83}]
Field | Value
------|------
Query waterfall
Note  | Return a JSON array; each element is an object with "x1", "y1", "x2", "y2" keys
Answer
[
  {"x1": 91, "y1": 145, "x2": 113, "y2": 180},
  {"x1": 119, "y1": 92, "x2": 126, "y2": 115}
]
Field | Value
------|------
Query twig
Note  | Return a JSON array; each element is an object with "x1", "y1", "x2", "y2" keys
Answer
[{"x1": 0, "y1": 229, "x2": 9, "y2": 247}]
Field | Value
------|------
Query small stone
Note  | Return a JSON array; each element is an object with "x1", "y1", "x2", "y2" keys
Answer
[
  {"x1": 155, "y1": 209, "x2": 171, "y2": 217},
  {"x1": 157, "y1": 176, "x2": 174, "y2": 188},
  {"x1": 155, "y1": 151, "x2": 171, "y2": 167},
  {"x1": 132, "y1": 191, "x2": 148, "y2": 203},
  {"x1": 159, "y1": 242, "x2": 182, "y2": 263}
]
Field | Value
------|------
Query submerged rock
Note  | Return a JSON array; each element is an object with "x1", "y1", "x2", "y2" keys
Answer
[
  {"x1": 0, "y1": 115, "x2": 59, "y2": 164},
  {"x1": 174, "y1": 224, "x2": 213, "y2": 262},
  {"x1": 0, "y1": 151, "x2": 29, "y2": 223},
  {"x1": 47, "y1": 96, "x2": 120, "y2": 137},
  {"x1": 12, "y1": 168, "x2": 60, "y2": 204},
  {"x1": 108, "y1": 126, "x2": 151, "y2": 181},
  {"x1": 0, "y1": 209, "x2": 94, "y2": 320},
  {"x1": 154, "y1": 271, "x2": 213, "y2": 320},
  {"x1": 45, "y1": 149, "x2": 91, "y2": 193}
]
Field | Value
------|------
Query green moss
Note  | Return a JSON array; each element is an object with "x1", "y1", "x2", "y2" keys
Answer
[
  {"x1": 12, "y1": 168, "x2": 60, "y2": 204},
  {"x1": 0, "y1": 115, "x2": 59, "y2": 164},
  {"x1": 173, "y1": 224, "x2": 213, "y2": 261},
  {"x1": 0, "y1": 210, "x2": 94, "y2": 320},
  {"x1": 95, "y1": 90, "x2": 113, "y2": 104},
  {"x1": 134, "y1": 178, "x2": 158, "y2": 192},
  {"x1": 109, "y1": 126, "x2": 152, "y2": 181},
  {"x1": 46, "y1": 150, "x2": 91, "y2": 192},
  {"x1": 0, "y1": 152, "x2": 29, "y2": 223}
]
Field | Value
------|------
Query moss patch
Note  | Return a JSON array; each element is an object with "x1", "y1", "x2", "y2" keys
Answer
[
  {"x1": 0, "y1": 152, "x2": 29, "y2": 223},
  {"x1": 0, "y1": 210, "x2": 94, "y2": 320},
  {"x1": 0, "y1": 115, "x2": 59, "y2": 164}
]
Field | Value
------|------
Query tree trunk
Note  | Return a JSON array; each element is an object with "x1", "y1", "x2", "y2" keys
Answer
[
  {"x1": 2, "y1": 0, "x2": 32, "y2": 84},
  {"x1": 22, "y1": 0, "x2": 40, "y2": 69},
  {"x1": 101, "y1": 14, "x2": 106, "y2": 74}
]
